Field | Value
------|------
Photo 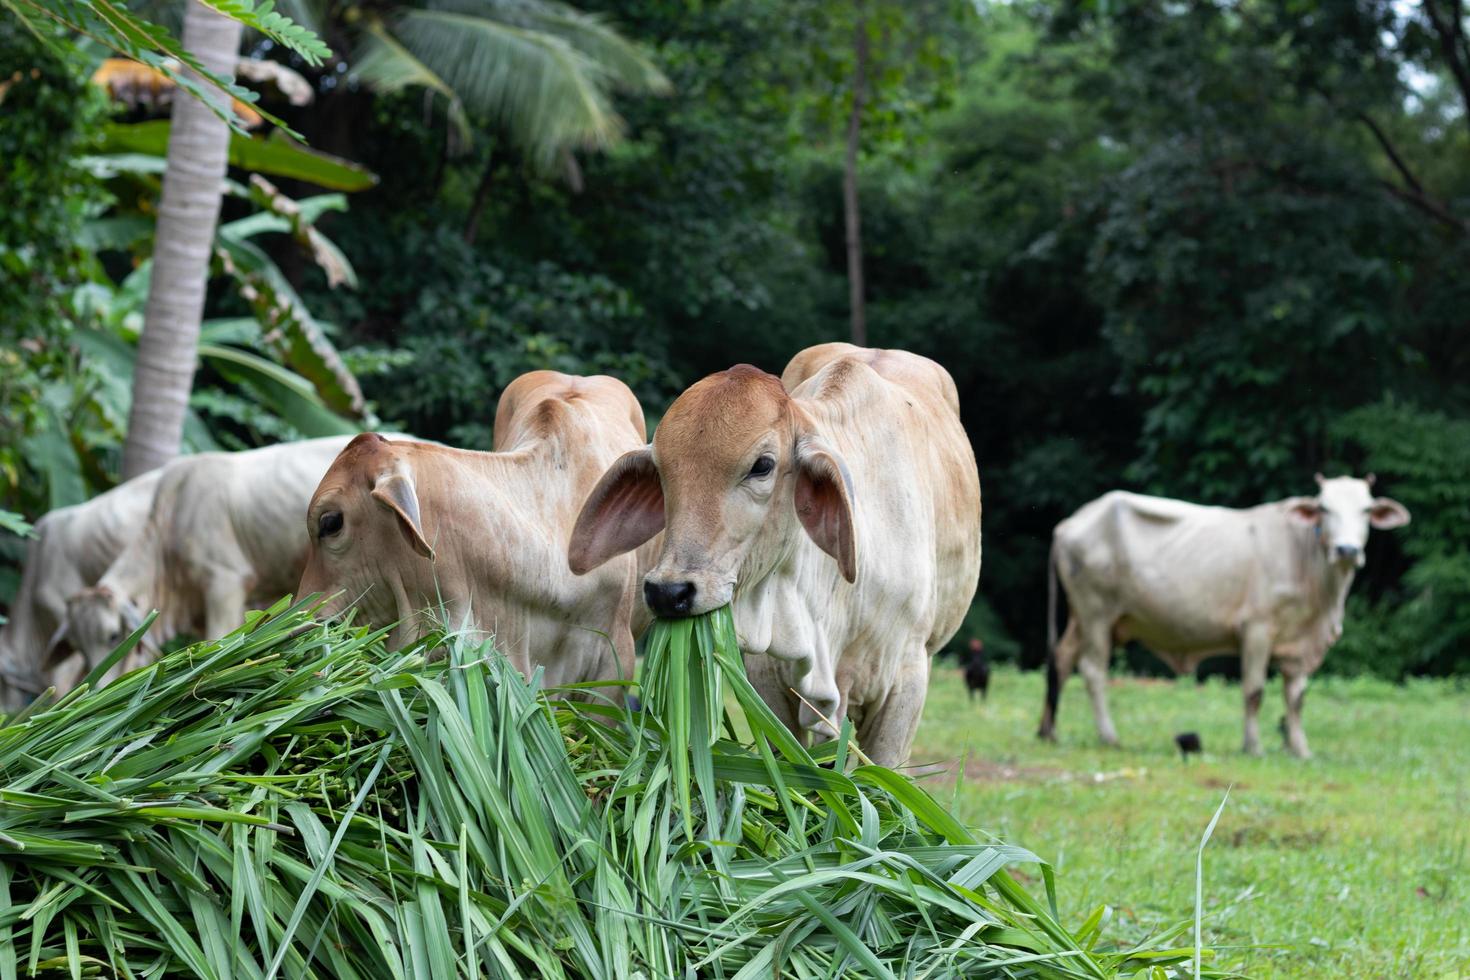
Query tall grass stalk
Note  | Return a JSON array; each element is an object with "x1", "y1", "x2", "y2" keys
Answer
[{"x1": 1195, "y1": 788, "x2": 1232, "y2": 980}]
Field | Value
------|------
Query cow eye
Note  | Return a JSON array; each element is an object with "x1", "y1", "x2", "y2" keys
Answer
[
  {"x1": 747, "y1": 455, "x2": 775, "y2": 479},
  {"x1": 318, "y1": 511, "x2": 344, "y2": 539}
]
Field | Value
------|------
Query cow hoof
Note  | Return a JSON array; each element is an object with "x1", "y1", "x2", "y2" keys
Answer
[{"x1": 1242, "y1": 743, "x2": 1264, "y2": 757}]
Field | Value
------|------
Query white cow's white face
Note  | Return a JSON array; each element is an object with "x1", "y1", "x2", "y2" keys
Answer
[{"x1": 1291, "y1": 475, "x2": 1410, "y2": 568}]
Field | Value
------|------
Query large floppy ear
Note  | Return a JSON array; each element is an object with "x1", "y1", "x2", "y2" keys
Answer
[
  {"x1": 1286, "y1": 496, "x2": 1321, "y2": 525},
  {"x1": 568, "y1": 447, "x2": 664, "y2": 575},
  {"x1": 372, "y1": 466, "x2": 434, "y2": 559},
  {"x1": 1369, "y1": 496, "x2": 1410, "y2": 530},
  {"x1": 794, "y1": 435, "x2": 857, "y2": 583}
]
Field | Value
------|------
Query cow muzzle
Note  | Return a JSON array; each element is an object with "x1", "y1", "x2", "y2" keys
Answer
[
  {"x1": 1333, "y1": 544, "x2": 1364, "y2": 567},
  {"x1": 643, "y1": 579, "x2": 697, "y2": 618}
]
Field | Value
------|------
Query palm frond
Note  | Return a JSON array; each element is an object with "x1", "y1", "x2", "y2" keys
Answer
[
  {"x1": 441, "y1": 0, "x2": 669, "y2": 94},
  {"x1": 393, "y1": 9, "x2": 617, "y2": 171},
  {"x1": 357, "y1": 0, "x2": 662, "y2": 173},
  {"x1": 352, "y1": 21, "x2": 471, "y2": 140}
]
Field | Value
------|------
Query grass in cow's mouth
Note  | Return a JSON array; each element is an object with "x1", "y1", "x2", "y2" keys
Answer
[{"x1": 0, "y1": 597, "x2": 1235, "y2": 977}]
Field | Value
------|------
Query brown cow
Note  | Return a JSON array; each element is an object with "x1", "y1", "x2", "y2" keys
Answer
[
  {"x1": 568, "y1": 345, "x2": 981, "y2": 766},
  {"x1": 299, "y1": 372, "x2": 647, "y2": 699}
]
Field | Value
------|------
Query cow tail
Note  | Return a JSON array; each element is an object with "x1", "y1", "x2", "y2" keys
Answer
[{"x1": 1043, "y1": 538, "x2": 1062, "y2": 733}]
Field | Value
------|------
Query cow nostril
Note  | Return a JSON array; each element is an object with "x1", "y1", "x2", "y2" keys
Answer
[
  {"x1": 643, "y1": 580, "x2": 697, "y2": 617},
  {"x1": 1334, "y1": 544, "x2": 1361, "y2": 560}
]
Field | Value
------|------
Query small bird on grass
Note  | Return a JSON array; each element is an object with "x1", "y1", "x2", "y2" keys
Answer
[
  {"x1": 1174, "y1": 731, "x2": 1203, "y2": 760},
  {"x1": 963, "y1": 638, "x2": 989, "y2": 703}
]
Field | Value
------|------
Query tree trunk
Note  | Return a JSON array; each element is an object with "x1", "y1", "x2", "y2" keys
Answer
[
  {"x1": 122, "y1": 1, "x2": 242, "y2": 479},
  {"x1": 843, "y1": 13, "x2": 869, "y2": 347}
]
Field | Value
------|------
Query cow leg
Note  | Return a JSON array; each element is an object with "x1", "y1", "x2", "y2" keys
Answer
[
  {"x1": 858, "y1": 655, "x2": 929, "y2": 769},
  {"x1": 1281, "y1": 668, "x2": 1312, "y2": 759},
  {"x1": 1076, "y1": 621, "x2": 1119, "y2": 747},
  {"x1": 746, "y1": 653, "x2": 803, "y2": 741},
  {"x1": 1239, "y1": 624, "x2": 1272, "y2": 756},
  {"x1": 204, "y1": 578, "x2": 250, "y2": 641},
  {"x1": 1038, "y1": 618, "x2": 1081, "y2": 741}
]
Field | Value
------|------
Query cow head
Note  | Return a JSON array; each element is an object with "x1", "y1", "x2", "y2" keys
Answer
[
  {"x1": 299, "y1": 433, "x2": 436, "y2": 629},
  {"x1": 46, "y1": 585, "x2": 145, "y2": 678},
  {"x1": 1288, "y1": 473, "x2": 1410, "y2": 569},
  {"x1": 568, "y1": 364, "x2": 856, "y2": 617}
]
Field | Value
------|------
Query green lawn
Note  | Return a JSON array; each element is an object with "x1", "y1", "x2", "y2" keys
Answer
[{"x1": 909, "y1": 665, "x2": 1470, "y2": 979}]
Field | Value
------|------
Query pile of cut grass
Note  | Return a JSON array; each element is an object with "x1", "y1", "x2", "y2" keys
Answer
[{"x1": 0, "y1": 598, "x2": 1227, "y2": 977}]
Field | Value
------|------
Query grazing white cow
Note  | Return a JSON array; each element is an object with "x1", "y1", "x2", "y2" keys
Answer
[
  {"x1": 49, "y1": 436, "x2": 357, "y2": 686},
  {"x1": 568, "y1": 344, "x2": 982, "y2": 767},
  {"x1": 1038, "y1": 475, "x2": 1410, "y2": 757},
  {"x1": 0, "y1": 471, "x2": 162, "y2": 709},
  {"x1": 298, "y1": 372, "x2": 648, "y2": 702}
]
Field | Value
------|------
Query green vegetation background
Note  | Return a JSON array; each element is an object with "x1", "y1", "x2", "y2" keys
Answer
[{"x1": 3, "y1": 0, "x2": 1469, "y2": 680}]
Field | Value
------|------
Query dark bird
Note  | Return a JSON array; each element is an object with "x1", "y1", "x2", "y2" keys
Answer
[
  {"x1": 1175, "y1": 731, "x2": 1203, "y2": 760},
  {"x1": 963, "y1": 639, "x2": 989, "y2": 703}
]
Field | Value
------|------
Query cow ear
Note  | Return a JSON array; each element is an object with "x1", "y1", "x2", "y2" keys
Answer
[
  {"x1": 372, "y1": 468, "x2": 434, "y2": 560},
  {"x1": 569, "y1": 447, "x2": 664, "y2": 574},
  {"x1": 1369, "y1": 496, "x2": 1410, "y2": 530},
  {"x1": 795, "y1": 436, "x2": 857, "y2": 583},
  {"x1": 1287, "y1": 497, "x2": 1321, "y2": 525}
]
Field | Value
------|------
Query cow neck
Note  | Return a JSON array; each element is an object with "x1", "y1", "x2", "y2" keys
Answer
[
  {"x1": 432, "y1": 435, "x2": 578, "y2": 572},
  {"x1": 73, "y1": 477, "x2": 154, "y2": 581},
  {"x1": 95, "y1": 512, "x2": 169, "y2": 625},
  {"x1": 1291, "y1": 514, "x2": 1356, "y2": 646}
]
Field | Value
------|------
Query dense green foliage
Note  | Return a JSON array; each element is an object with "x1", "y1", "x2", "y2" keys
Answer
[
  {"x1": 0, "y1": 32, "x2": 371, "y2": 523},
  {"x1": 0, "y1": 26, "x2": 109, "y2": 515},
  {"x1": 1330, "y1": 403, "x2": 1470, "y2": 677},
  {"x1": 4, "y1": 0, "x2": 1468, "y2": 678}
]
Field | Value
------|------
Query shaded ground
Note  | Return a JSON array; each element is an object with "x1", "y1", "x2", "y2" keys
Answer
[{"x1": 909, "y1": 666, "x2": 1470, "y2": 978}]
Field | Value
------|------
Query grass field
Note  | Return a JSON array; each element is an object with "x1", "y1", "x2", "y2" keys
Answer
[{"x1": 910, "y1": 665, "x2": 1470, "y2": 979}]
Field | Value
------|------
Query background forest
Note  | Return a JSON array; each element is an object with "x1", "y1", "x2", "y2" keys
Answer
[{"x1": 4, "y1": 0, "x2": 1468, "y2": 680}]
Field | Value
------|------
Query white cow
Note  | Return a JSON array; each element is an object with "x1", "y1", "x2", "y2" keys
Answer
[
  {"x1": 0, "y1": 471, "x2": 162, "y2": 709},
  {"x1": 48, "y1": 436, "x2": 357, "y2": 686},
  {"x1": 568, "y1": 344, "x2": 982, "y2": 767},
  {"x1": 1038, "y1": 475, "x2": 1410, "y2": 757}
]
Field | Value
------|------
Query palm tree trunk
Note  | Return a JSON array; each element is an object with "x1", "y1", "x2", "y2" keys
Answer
[
  {"x1": 843, "y1": 13, "x2": 869, "y2": 347},
  {"x1": 122, "y1": 1, "x2": 242, "y2": 479}
]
